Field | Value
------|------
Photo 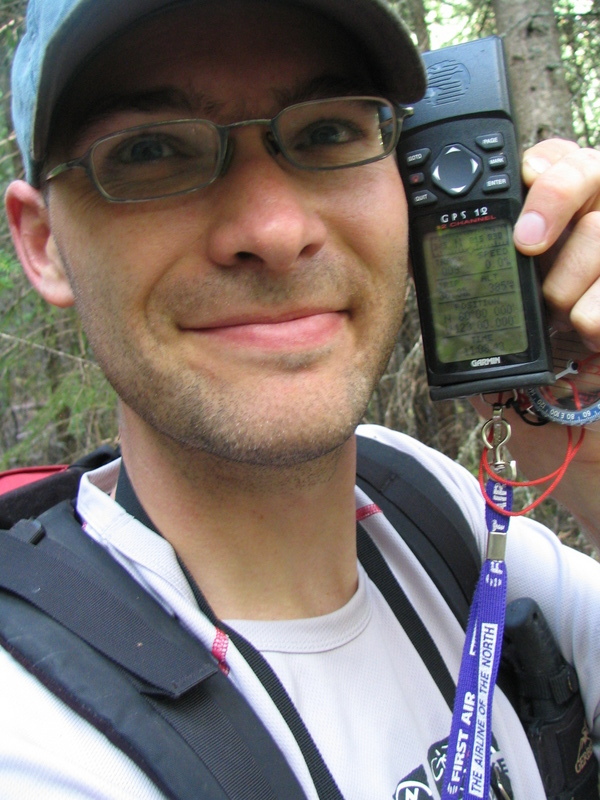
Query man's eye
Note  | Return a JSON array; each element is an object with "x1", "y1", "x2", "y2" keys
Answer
[
  {"x1": 294, "y1": 119, "x2": 362, "y2": 150},
  {"x1": 113, "y1": 135, "x2": 178, "y2": 164}
]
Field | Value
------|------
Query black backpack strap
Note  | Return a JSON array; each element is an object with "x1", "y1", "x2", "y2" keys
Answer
[
  {"x1": 0, "y1": 501, "x2": 306, "y2": 800},
  {"x1": 355, "y1": 434, "x2": 481, "y2": 627},
  {"x1": 354, "y1": 434, "x2": 484, "y2": 713},
  {"x1": 356, "y1": 524, "x2": 457, "y2": 710}
]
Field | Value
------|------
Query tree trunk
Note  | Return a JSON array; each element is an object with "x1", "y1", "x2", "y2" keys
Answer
[{"x1": 491, "y1": 0, "x2": 575, "y2": 148}]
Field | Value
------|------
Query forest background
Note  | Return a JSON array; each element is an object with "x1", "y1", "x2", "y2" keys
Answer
[{"x1": 0, "y1": 0, "x2": 598, "y2": 558}]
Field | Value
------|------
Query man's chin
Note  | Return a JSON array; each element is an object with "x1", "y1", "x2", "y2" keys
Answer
[
  {"x1": 164, "y1": 414, "x2": 359, "y2": 470},
  {"x1": 115, "y1": 357, "x2": 378, "y2": 472}
]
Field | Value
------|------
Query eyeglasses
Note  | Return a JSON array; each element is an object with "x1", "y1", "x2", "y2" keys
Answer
[{"x1": 44, "y1": 96, "x2": 413, "y2": 203}]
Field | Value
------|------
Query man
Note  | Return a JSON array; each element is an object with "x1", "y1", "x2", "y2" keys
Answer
[{"x1": 2, "y1": 0, "x2": 599, "y2": 797}]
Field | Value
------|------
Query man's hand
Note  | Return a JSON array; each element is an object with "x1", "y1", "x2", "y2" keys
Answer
[
  {"x1": 476, "y1": 139, "x2": 600, "y2": 545},
  {"x1": 515, "y1": 139, "x2": 600, "y2": 352}
]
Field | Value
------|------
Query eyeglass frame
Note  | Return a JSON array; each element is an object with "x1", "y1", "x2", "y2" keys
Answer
[{"x1": 43, "y1": 96, "x2": 414, "y2": 203}]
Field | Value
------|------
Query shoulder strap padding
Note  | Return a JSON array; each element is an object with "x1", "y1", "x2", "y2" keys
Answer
[
  {"x1": 1, "y1": 592, "x2": 227, "y2": 800},
  {"x1": 356, "y1": 435, "x2": 481, "y2": 627},
  {"x1": 2, "y1": 501, "x2": 216, "y2": 694},
  {"x1": 1, "y1": 592, "x2": 304, "y2": 800},
  {"x1": 0, "y1": 501, "x2": 306, "y2": 800}
]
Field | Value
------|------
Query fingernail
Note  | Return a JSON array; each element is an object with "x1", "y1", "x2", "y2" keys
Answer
[
  {"x1": 514, "y1": 211, "x2": 547, "y2": 246},
  {"x1": 524, "y1": 156, "x2": 551, "y2": 174}
]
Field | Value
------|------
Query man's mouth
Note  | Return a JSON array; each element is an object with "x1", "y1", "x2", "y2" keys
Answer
[{"x1": 183, "y1": 310, "x2": 347, "y2": 351}]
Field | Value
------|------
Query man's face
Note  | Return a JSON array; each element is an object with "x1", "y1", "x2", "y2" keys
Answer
[{"x1": 45, "y1": 0, "x2": 409, "y2": 467}]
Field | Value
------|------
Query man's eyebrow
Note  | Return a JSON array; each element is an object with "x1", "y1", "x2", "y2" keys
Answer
[
  {"x1": 275, "y1": 74, "x2": 382, "y2": 106},
  {"x1": 71, "y1": 87, "x2": 221, "y2": 140}
]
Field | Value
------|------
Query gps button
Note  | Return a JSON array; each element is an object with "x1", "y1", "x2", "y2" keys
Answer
[{"x1": 431, "y1": 144, "x2": 482, "y2": 196}]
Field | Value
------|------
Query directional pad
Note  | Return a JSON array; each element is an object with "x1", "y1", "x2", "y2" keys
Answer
[{"x1": 431, "y1": 144, "x2": 482, "y2": 196}]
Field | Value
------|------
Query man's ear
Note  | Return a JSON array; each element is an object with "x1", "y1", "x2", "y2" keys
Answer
[{"x1": 4, "y1": 180, "x2": 75, "y2": 308}]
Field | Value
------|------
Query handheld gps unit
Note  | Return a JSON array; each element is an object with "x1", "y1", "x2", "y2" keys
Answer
[{"x1": 398, "y1": 36, "x2": 554, "y2": 401}]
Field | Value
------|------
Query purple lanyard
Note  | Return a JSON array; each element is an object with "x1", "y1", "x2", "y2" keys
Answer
[{"x1": 442, "y1": 407, "x2": 514, "y2": 799}]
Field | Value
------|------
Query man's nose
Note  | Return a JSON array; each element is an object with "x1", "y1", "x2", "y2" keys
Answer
[{"x1": 204, "y1": 135, "x2": 328, "y2": 272}]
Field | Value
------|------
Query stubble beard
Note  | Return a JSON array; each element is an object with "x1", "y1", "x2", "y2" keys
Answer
[
  {"x1": 132, "y1": 354, "x2": 385, "y2": 468},
  {"x1": 63, "y1": 247, "x2": 406, "y2": 469}
]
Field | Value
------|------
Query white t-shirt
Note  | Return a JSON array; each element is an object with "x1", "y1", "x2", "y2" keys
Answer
[{"x1": 1, "y1": 424, "x2": 599, "y2": 799}]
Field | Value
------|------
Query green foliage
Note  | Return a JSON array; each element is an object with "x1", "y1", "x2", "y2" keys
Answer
[
  {"x1": 0, "y1": 251, "x2": 118, "y2": 468},
  {"x1": 0, "y1": 0, "x2": 118, "y2": 467},
  {"x1": 0, "y1": 354, "x2": 116, "y2": 468}
]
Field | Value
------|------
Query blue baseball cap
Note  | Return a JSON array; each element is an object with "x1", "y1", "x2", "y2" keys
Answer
[{"x1": 12, "y1": 0, "x2": 426, "y2": 186}]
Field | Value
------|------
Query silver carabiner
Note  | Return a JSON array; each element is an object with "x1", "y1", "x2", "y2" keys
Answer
[{"x1": 481, "y1": 404, "x2": 517, "y2": 481}]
